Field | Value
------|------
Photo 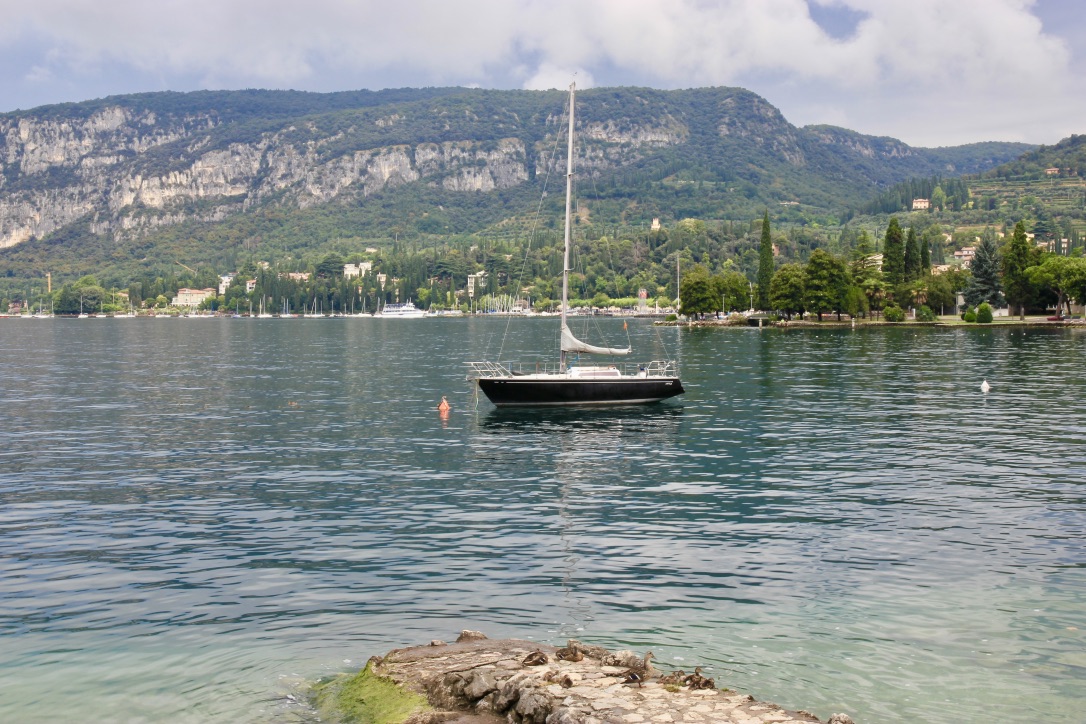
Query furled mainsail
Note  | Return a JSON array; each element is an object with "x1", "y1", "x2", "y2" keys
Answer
[{"x1": 561, "y1": 324, "x2": 631, "y2": 356}]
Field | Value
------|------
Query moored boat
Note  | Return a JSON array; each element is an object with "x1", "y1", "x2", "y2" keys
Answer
[{"x1": 468, "y1": 83, "x2": 683, "y2": 407}]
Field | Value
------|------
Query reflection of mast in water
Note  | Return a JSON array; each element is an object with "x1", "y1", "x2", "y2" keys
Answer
[
  {"x1": 476, "y1": 406, "x2": 685, "y2": 640},
  {"x1": 555, "y1": 467, "x2": 593, "y2": 639}
]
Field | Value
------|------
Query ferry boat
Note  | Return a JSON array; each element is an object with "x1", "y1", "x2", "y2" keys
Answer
[{"x1": 377, "y1": 301, "x2": 427, "y2": 319}]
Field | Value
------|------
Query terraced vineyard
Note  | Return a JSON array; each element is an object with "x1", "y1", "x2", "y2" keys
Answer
[{"x1": 969, "y1": 175, "x2": 1086, "y2": 239}]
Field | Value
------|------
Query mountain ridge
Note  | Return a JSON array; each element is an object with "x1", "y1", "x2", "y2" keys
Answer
[{"x1": 0, "y1": 86, "x2": 1035, "y2": 283}]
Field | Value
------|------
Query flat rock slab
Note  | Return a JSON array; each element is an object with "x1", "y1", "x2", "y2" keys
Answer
[{"x1": 364, "y1": 632, "x2": 852, "y2": 724}]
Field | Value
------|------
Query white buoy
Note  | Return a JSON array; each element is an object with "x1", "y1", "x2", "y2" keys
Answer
[{"x1": 981, "y1": 379, "x2": 991, "y2": 393}]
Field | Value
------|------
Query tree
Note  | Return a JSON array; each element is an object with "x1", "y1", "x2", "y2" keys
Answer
[
  {"x1": 925, "y1": 273, "x2": 955, "y2": 315},
  {"x1": 943, "y1": 267, "x2": 969, "y2": 301},
  {"x1": 923, "y1": 225, "x2": 945, "y2": 265},
  {"x1": 843, "y1": 285, "x2": 869, "y2": 319},
  {"x1": 124, "y1": 283, "x2": 141, "y2": 309},
  {"x1": 964, "y1": 232, "x2": 1003, "y2": 308},
  {"x1": 679, "y1": 264, "x2": 716, "y2": 317},
  {"x1": 882, "y1": 217, "x2": 906, "y2": 291},
  {"x1": 931, "y1": 185, "x2": 947, "y2": 212},
  {"x1": 804, "y1": 249, "x2": 849, "y2": 321},
  {"x1": 1032, "y1": 212, "x2": 1058, "y2": 244},
  {"x1": 850, "y1": 230, "x2": 883, "y2": 316},
  {"x1": 1001, "y1": 221, "x2": 1036, "y2": 319},
  {"x1": 715, "y1": 270, "x2": 751, "y2": 312},
  {"x1": 73, "y1": 275, "x2": 100, "y2": 290},
  {"x1": 850, "y1": 230, "x2": 881, "y2": 284},
  {"x1": 906, "y1": 276, "x2": 930, "y2": 310},
  {"x1": 769, "y1": 264, "x2": 806, "y2": 320},
  {"x1": 54, "y1": 283, "x2": 107, "y2": 314},
  {"x1": 904, "y1": 226, "x2": 921, "y2": 282},
  {"x1": 1027, "y1": 255, "x2": 1086, "y2": 317},
  {"x1": 757, "y1": 211, "x2": 773, "y2": 310},
  {"x1": 316, "y1": 252, "x2": 345, "y2": 278},
  {"x1": 52, "y1": 286, "x2": 81, "y2": 315}
]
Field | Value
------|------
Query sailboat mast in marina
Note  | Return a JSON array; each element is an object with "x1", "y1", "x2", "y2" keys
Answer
[{"x1": 468, "y1": 82, "x2": 683, "y2": 407}]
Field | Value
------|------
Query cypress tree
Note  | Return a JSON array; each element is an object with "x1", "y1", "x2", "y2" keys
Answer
[
  {"x1": 882, "y1": 217, "x2": 905, "y2": 288},
  {"x1": 920, "y1": 228, "x2": 932, "y2": 272},
  {"x1": 757, "y1": 210, "x2": 773, "y2": 310},
  {"x1": 904, "y1": 226, "x2": 920, "y2": 282}
]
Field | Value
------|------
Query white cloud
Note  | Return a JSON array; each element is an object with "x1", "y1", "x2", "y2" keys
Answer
[
  {"x1": 523, "y1": 64, "x2": 594, "y2": 91},
  {"x1": 0, "y1": 0, "x2": 1081, "y2": 145}
]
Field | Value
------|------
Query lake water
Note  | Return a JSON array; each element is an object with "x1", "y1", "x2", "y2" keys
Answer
[{"x1": 1, "y1": 317, "x2": 1084, "y2": 723}]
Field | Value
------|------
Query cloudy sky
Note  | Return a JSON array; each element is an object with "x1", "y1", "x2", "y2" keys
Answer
[{"x1": 1, "y1": 0, "x2": 1082, "y2": 147}]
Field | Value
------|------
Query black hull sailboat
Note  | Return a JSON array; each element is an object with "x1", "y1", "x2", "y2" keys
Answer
[
  {"x1": 469, "y1": 83, "x2": 683, "y2": 408},
  {"x1": 477, "y1": 374, "x2": 683, "y2": 407}
]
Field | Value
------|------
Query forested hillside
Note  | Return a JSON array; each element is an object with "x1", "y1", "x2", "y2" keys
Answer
[{"x1": 1, "y1": 85, "x2": 1033, "y2": 303}]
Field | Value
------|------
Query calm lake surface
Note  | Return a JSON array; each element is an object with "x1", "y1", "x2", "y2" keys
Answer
[{"x1": 1, "y1": 317, "x2": 1084, "y2": 723}]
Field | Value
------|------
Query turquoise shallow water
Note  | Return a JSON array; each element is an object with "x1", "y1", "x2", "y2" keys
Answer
[{"x1": 1, "y1": 318, "x2": 1084, "y2": 722}]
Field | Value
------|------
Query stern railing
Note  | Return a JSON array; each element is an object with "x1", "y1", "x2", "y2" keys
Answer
[{"x1": 467, "y1": 359, "x2": 678, "y2": 379}]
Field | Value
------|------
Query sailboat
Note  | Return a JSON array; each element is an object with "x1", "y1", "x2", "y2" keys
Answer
[
  {"x1": 257, "y1": 296, "x2": 274, "y2": 318},
  {"x1": 468, "y1": 83, "x2": 683, "y2": 407}
]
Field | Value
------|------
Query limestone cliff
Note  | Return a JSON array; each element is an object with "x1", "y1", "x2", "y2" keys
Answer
[
  {"x1": 0, "y1": 119, "x2": 540, "y2": 248},
  {"x1": 0, "y1": 92, "x2": 686, "y2": 250},
  {"x1": 0, "y1": 87, "x2": 1032, "y2": 259}
]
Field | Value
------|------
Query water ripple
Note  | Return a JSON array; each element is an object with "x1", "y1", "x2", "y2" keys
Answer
[{"x1": 1, "y1": 320, "x2": 1083, "y2": 722}]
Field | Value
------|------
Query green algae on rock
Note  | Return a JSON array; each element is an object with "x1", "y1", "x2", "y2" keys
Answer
[{"x1": 313, "y1": 660, "x2": 432, "y2": 724}]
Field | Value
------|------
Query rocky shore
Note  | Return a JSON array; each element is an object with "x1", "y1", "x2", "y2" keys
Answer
[{"x1": 313, "y1": 631, "x2": 856, "y2": 724}]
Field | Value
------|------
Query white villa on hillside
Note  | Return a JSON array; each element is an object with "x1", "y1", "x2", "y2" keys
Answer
[
  {"x1": 172, "y1": 288, "x2": 216, "y2": 307},
  {"x1": 344, "y1": 262, "x2": 373, "y2": 279}
]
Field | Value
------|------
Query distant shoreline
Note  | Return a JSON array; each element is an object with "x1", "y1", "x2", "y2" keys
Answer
[{"x1": 657, "y1": 316, "x2": 1083, "y2": 328}]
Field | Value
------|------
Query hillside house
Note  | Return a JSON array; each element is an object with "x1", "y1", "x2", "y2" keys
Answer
[
  {"x1": 344, "y1": 262, "x2": 373, "y2": 279},
  {"x1": 1037, "y1": 238, "x2": 1070, "y2": 254},
  {"x1": 953, "y1": 246, "x2": 976, "y2": 268},
  {"x1": 912, "y1": 198, "x2": 931, "y2": 210},
  {"x1": 172, "y1": 288, "x2": 216, "y2": 307},
  {"x1": 467, "y1": 271, "x2": 488, "y2": 298}
]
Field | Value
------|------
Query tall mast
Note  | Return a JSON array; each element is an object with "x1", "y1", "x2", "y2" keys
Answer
[
  {"x1": 560, "y1": 82, "x2": 576, "y2": 369},
  {"x1": 676, "y1": 256, "x2": 681, "y2": 310}
]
